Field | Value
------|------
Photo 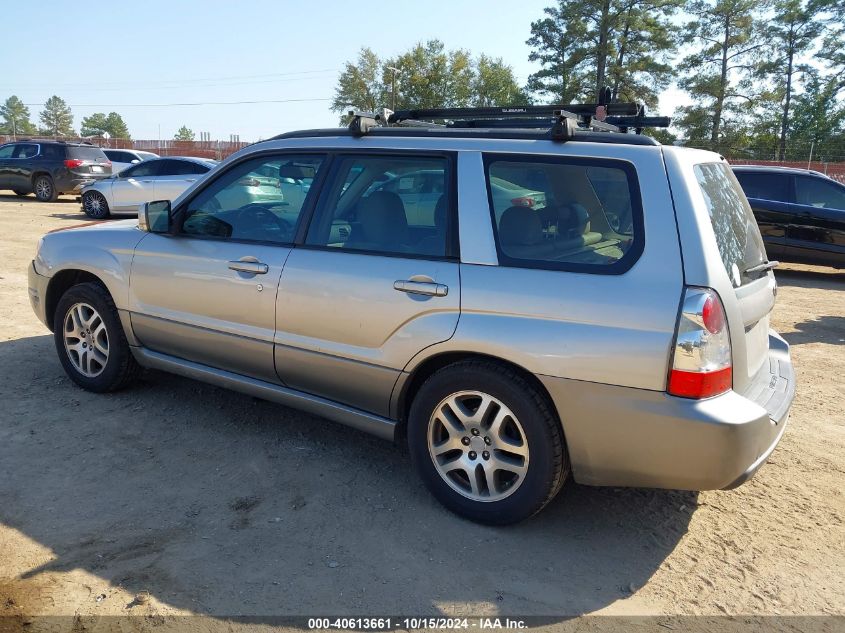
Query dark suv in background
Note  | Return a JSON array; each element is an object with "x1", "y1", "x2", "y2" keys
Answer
[
  {"x1": 733, "y1": 165, "x2": 845, "y2": 268},
  {"x1": 0, "y1": 140, "x2": 112, "y2": 202}
]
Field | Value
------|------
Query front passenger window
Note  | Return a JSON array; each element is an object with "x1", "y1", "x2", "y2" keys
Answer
[{"x1": 181, "y1": 154, "x2": 324, "y2": 244}]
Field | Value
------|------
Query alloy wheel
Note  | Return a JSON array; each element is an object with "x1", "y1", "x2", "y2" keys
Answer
[
  {"x1": 83, "y1": 192, "x2": 106, "y2": 217},
  {"x1": 427, "y1": 390, "x2": 530, "y2": 502},
  {"x1": 63, "y1": 302, "x2": 109, "y2": 377},
  {"x1": 35, "y1": 177, "x2": 52, "y2": 200}
]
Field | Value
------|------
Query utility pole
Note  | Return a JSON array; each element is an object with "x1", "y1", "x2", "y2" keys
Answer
[{"x1": 387, "y1": 66, "x2": 401, "y2": 112}]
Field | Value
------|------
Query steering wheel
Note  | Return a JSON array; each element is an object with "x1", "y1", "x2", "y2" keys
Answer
[{"x1": 234, "y1": 204, "x2": 291, "y2": 239}]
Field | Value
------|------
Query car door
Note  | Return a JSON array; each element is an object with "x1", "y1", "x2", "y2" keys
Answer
[
  {"x1": 153, "y1": 159, "x2": 208, "y2": 202},
  {"x1": 9, "y1": 143, "x2": 39, "y2": 192},
  {"x1": 733, "y1": 170, "x2": 793, "y2": 261},
  {"x1": 785, "y1": 174, "x2": 845, "y2": 266},
  {"x1": 110, "y1": 160, "x2": 161, "y2": 210},
  {"x1": 0, "y1": 144, "x2": 16, "y2": 190},
  {"x1": 129, "y1": 153, "x2": 327, "y2": 383},
  {"x1": 274, "y1": 153, "x2": 460, "y2": 417}
]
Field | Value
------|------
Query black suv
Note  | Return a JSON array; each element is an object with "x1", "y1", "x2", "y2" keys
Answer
[
  {"x1": 0, "y1": 140, "x2": 112, "y2": 202},
  {"x1": 733, "y1": 165, "x2": 845, "y2": 268}
]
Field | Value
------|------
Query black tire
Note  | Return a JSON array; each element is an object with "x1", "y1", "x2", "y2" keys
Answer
[
  {"x1": 407, "y1": 360, "x2": 569, "y2": 525},
  {"x1": 33, "y1": 175, "x2": 58, "y2": 202},
  {"x1": 13, "y1": 190, "x2": 29, "y2": 197},
  {"x1": 53, "y1": 282, "x2": 141, "y2": 392},
  {"x1": 82, "y1": 191, "x2": 111, "y2": 219}
]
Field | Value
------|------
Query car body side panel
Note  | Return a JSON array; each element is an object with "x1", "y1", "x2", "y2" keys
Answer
[
  {"x1": 405, "y1": 147, "x2": 683, "y2": 392},
  {"x1": 274, "y1": 249, "x2": 460, "y2": 418}
]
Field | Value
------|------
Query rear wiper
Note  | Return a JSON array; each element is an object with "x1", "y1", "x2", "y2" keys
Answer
[{"x1": 744, "y1": 260, "x2": 780, "y2": 274}]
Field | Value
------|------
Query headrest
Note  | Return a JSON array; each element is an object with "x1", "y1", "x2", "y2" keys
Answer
[
  {"x1": 357, "y1": 191, "x2": 409, "y2": 245},
  {"x1": 499, "y1": 206, "x2": 544, "y2": 246}
]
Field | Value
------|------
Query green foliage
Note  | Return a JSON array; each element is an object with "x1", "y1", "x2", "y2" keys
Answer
[
  {"x1": 80, "y1": 111, "x2": 131, "y2": 139},
  {"x1": 675, "y1": 0, "x2": 764, "y2": 145},
  {"x1": 331, "y1": 42, "x2": 527, "y2": 116},
  {"x1": 38, "y1": 95, "x2": 74, "y2": 136},
  {"x1": 173, "y1": 125, "x2": 195, "y2": 141},
  {"x1": 526, "y1": 0, "x2": 679, "y2": 106},
  {"x1": 0, "y1": 95, "x2": 37, "y2": 135}
]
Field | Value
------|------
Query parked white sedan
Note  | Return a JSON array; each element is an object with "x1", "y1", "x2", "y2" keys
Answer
[
  {"x1": 102, "y1": 149, "x2": 159, "y2": 174},
  {"x1": 80, "y1": 157, "x2": 216, "y2": 218}
]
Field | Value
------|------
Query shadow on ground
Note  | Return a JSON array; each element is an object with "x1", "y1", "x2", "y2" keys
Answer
[
  {"x1": 0, "y1": 334, "x2": 696, "y2": 619},
  {"x1": 782, "y1": 315, "x2": 845, "y2": 346}
]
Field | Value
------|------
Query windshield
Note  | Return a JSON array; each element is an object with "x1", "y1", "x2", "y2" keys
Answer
[{"x1": 694, "y1": 162, "x2": 767, "y2": 287}]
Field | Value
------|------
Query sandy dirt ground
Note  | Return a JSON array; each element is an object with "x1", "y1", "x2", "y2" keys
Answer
[{"x1": 0, "y1": 192, "x2": 843, "y2": 630}]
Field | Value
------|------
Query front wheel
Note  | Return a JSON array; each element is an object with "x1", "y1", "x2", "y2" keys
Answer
[
  {"x1": 34, "y1": 175, "x2": 58, "y2": 202},
  {"x1": 53, "y1": 282, "x2": 141, "y2": 392},
  {"x1": 82, "y1": 191, "x2": 110, "y2": 219},
  {"x1": 408, "y1": 360, "x2": 569, "y2": 525}
]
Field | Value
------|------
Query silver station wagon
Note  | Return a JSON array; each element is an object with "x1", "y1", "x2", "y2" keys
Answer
[{"x1": 28, "y1": 102, "x2": 795, "y2": 524}]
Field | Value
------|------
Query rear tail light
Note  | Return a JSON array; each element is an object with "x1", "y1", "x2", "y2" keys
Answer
[
  {"x1": 511, "y1": 196, "x2": 535, "y2": 207},
  {"x1": 103, "y1": 160, "x2": 112, "y2": 168},
  {"x1": 64, "y1": 159, "x2": 85, "y2": 169},
  {"x1": 668, "y1": 287, "x2": 732, "y2": 399}
]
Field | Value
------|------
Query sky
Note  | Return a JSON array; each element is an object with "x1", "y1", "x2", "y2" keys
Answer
[{"x1": 1, "y1": 0, "x2": 693, "y2": 142}]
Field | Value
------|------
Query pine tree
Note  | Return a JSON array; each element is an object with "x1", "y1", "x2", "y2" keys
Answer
[
  {"x1": 39, "y1": 95, "x2": 74, "y2": 136},
  {"x1": 675, "y1": 0, "x2": 764, "y2": 146},
  {"x1": 526, "y1": 0, "x2": 679, "y2": 106},
  {"x1": 0, "y1": 95, "x2": 37, "y2": 136},
  {"x1": 173, "y1": 125, "x2": 195, "y2": 141},
  {"x1": 761, "y1": 0, "x2": 823, "y2": 159}
]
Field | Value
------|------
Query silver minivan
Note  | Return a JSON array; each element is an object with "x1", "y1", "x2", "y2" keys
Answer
[{"x1": 28, "y1": 107, "x2": 794, "y2": 524}]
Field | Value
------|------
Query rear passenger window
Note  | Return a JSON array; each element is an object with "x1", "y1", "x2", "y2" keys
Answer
[
  {"x1": 484, "y1": 155, "x2": 643, "y2": 272},
  {"x1": 306, "y1": 155, "x2": 452, "y2": 258},
  {"x1": 734, "y1": 172, "x2": 790, "y2": 202}
]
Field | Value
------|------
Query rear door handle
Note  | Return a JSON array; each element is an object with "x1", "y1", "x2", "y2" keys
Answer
[
  {"x1": 228, "y1": 260, "x2": 269, "y2": 274},
  {"x1": 394, "y1": 279, "x2": 448, "y2": 297}
]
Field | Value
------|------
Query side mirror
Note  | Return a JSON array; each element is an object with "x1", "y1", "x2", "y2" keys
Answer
[
  {"x1": 139, "y1": 200, "x2": 172, "y2": 233},
  {"x1": 130, "y1": 159, "x2": 140, "y2": 164}
]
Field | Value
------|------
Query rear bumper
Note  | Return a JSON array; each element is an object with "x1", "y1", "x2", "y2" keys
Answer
[
  {"x1": 55, "y1": 173, "x2": 109, "y2": 194},
  {"x1": 539, "y1": 331, "x2": 794, "y2": 491}
]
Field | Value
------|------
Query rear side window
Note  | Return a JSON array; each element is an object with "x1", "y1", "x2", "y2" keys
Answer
[
  {"x1": 694, "y1": 162, "x2": 767, "y2": 287},
  {"x1": 67, "y1": 146, "x2": 108, "y2": 161},
  {"x1": 734, "y1": 171, "x2": 790, "y2": 202},
  {"x1": 41, "y1": 145, "x2": 63, "y2": 160},
  {"x1": 104, "y1": 150, "x2": 132, "y2": 162},
  {"x1": 795, "y1": 176, "x2": 845, "y2": 210},
  {"x1": 157, "y1": 159, "x2": 208, "y2": 176},
  {"x1": 483, "y1": 154, "x2": 643, "y2": 273}
]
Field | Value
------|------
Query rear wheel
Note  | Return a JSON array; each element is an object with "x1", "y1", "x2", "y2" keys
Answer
[
  {"x1": 408, "y1": 360, "x2": 569, "y2": 525},
  {"x1": 53, "y1": 282, "x2": 141, "y2": 392},
  {"x1": 34, "y1": 175, "x2": 58, "y2": 202},
  {"x1": 82, "y1": 191, "x2": 110, "y2": 219}
]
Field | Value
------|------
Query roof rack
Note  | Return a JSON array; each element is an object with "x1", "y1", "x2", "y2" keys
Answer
[{"x1": 346, "y1": 87, "x2": 670, "y2": 141}]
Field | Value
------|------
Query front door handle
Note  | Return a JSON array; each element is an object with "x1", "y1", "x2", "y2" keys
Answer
[
  {"x1": 228, "y1": 260, "x2": 269, "y2": 274},
  {"x1": 394, "y1": 279, "x2": 448, "y2": 297}
]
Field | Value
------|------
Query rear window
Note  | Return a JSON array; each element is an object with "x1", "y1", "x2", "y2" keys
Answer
[
  {"x1": 67, "y1": 146, "x2": 108, "y2": 161},
  {"x1": 694, "y1": 162, "x2": 767, "y2": 287},
  {"x1": 484, "y1": 154, "x2": 643, "y2": 273}
]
